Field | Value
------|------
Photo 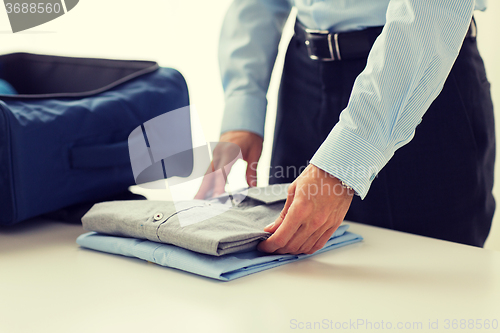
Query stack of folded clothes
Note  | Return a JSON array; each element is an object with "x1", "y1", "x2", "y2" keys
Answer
[{"x1": 77, "y1": 184, "x2": 363, "y2": 281}]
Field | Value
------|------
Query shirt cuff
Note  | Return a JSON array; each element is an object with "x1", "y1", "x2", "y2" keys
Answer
[
  {"x1": 220, "y1": 94, "x2": 267, "y2": 138},
  {"x1": 310, "y1": 124, "x2": 390, "y2": 199}
]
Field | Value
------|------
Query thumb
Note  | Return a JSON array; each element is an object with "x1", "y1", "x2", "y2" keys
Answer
[
  {"x1": 194, "y1": 162, "x2": 215, "y2": 200},
  {"x1": 246, "y1": 160, "x2": 258, "y2": 188},
  {"x1": 264, "y1": 183, "x2": 295, "y2": 233},
  {"x1": 245, "y1": 149, "x2": 260, "y2": 188}
]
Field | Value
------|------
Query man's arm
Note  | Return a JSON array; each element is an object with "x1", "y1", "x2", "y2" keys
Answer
[
  {"x1": 196, "y1": 0, "x2": 292, "y2": 199},
  {"x1": 259, "y1": 0, "x2": 476, "y2": 254},
  {"x1": 219, "y1": 0, "x2": 292, "y2": 137},
  {"x1": 310, "y1": 0, "x2": 476, "y2": 198}
]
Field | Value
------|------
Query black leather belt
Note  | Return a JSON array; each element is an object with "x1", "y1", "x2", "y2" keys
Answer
[{"x1": 294, "y1": 18, "x2": 477, "y2": 61}]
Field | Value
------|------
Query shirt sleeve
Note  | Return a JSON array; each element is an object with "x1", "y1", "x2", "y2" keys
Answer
[
  {"x1": 219, "y1": 0, "x2": 292, "y2": 138},
  {"x1": 310, "y1": 0, "x2": 476, "y2": 199}
]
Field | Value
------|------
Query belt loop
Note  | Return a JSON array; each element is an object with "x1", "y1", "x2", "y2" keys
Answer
[
  {"x1": 333, "y1": 33, "x2": 341, "y2": 61},
  {"x1": 326, "y1": 34, "x2": 335, "y2": 61}
]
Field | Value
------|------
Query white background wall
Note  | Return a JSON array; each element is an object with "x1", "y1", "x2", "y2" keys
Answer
[{"x1": 1, "y1": 0, "x2": 499, "y2": 250}]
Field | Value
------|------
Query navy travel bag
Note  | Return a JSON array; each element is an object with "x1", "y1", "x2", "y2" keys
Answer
[{"x1": 0, "y1": 53, "x2": 191, "y2": 225}]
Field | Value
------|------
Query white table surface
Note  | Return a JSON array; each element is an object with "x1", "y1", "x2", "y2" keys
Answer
[{"x1": 1, "y1": 219, "x2": 499, "y2": 333}]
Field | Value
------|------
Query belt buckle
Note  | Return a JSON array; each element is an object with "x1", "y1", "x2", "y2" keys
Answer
[{"x1": 304, "y1": 28, "x2": 341, "y2": 61}]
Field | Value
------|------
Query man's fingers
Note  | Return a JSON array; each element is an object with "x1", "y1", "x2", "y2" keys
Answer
[
  {"x1": 194, "y1": 161, "x2": 216, "y2": 199},
  {"x1": 258, "y1": 164, "x2": 354, "y2": 255},
  {"x1": 273, "y1": 211, "x2": 332, "y2": 255},
  {"x1": 194, "y1": 172, "x2": 215, "y2": 200},
  {"x1": 282, "y1": 221, "x2": 328, "y2": 255},
  {"x1": 263, "y1": 183, "x2": 296, "y2": 233},
  {"x1": 258, "y1": 199, "x2": 308, "y2": 253},
  {"x1": 195, "y1": 141, "x2": 238, "y2": 199},
  {"x1": 196, "y1": 131, "x2": 263, "y2": 200},
  {"x1": 194, "y1": 161, "x2": 229, "y2": 199},
  {"x1": 297, "y1": 223, "x2": 338, "y2": 254},
  {"x1": 194, "y1": 178, "x2": 213, "y2": 199},
  {"x1": 244, "y1": 146, "x2": 261, "y2": 187},
  {"x1": 307, "y1": 227, "x2": 336, "y2": 254},
  {"x1": 245, "y1": 162, "x2": 257, "y2": 188},
  {"x1": 212, "y1": 169, "x2": 230, "y2": 197},
  {"x1": 263, "y1": 202, "x2": 287, "y2": 234}
]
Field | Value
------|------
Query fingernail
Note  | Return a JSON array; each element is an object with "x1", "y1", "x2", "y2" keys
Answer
[{"x1": 265, "y1": 222, "x2": 274, "y2": 229}]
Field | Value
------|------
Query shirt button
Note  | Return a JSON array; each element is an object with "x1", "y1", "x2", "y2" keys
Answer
[{"x1": 153, "y1": 213, "x2": 163, "y2": 221}]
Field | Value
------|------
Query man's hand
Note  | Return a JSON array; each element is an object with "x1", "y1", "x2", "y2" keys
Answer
[
  {"x1": 195, "y1": 130, "x2": 263, "y2": 199},
  {"x1": 257, "y1": 164, "x2": 354, "y2": 255}
]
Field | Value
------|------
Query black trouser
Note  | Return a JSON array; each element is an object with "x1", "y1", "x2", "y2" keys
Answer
[{"x1": 269, "y1": 25, "x2": 495, "y2": 247}]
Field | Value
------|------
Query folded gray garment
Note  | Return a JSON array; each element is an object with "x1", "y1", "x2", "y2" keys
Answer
[{"x1": 82, "y1": 184, "x2": 290, "y2": 256}]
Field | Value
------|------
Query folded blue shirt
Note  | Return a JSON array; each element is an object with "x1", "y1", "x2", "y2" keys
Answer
[{"x1": 77, "y1": 224, "x2": 362, "y2": 281}]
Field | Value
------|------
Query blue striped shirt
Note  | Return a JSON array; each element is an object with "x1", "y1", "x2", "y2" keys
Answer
[{"x1": 219, "y1": 0, "x2": 487, "y2": 199}]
